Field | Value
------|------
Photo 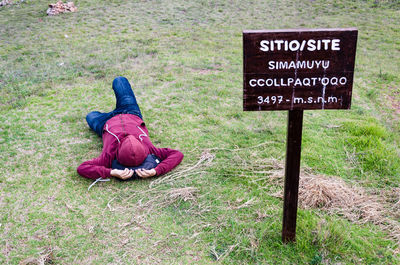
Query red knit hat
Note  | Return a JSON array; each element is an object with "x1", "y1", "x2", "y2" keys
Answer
[{"x1": 117, "y1": 135, "x2": 148, "y2": 167}]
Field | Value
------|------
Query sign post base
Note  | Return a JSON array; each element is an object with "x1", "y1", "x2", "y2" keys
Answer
[{"x1": 282, "y1": 110, "x2": 304, "y2": 243}]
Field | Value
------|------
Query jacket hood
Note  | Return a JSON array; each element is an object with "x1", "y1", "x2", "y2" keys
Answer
[{"x1": 117, "y1": 135, "x2": 148, "y2": 167}]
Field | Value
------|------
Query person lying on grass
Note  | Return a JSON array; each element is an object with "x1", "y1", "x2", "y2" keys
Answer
[{"x1": 77, "y1": 76, "x2": 183, "y2": 181}]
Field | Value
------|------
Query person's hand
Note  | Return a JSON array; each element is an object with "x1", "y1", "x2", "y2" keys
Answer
[
  {"x1": 135, "y1": 168, "x2": 156, "y2": 178},
  {"x1": 110, "y1": 168, "x2": 134, "y2": 180}
]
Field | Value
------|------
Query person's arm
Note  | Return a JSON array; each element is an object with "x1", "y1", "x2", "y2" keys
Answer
[
  {"x1": 77, "y1": 154, "x2": 137, "y2": 180},
  {"x1": 148, "y1": 147, "x2": 184, "y2": 176},
  {"x1": 77, "y1": 152, "x2": 114, "y2": 180}
]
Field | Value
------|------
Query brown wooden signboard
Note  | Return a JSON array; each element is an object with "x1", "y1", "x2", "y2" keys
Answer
[
  {"x1": 243, "y1": 28, "x2": 358, "y2": 111},
  {"x1": 242, "y1": 28, "x2": 358, "y2": 243}
]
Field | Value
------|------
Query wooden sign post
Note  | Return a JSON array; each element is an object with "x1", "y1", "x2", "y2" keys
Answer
[{"x1": 243, "y1": 28, "x2": 358, "y2": 242}]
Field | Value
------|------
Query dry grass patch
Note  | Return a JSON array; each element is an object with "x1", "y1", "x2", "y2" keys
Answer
[
  {"x1": 299, "y1": 174, "x2": 383, "y2": 223},
  {"x1": 19, "y1": 247, "x2": 55, "y2": 265},
  {"x1": 150, "y1": 151, "x2": 215, "y2": 188},
  {"x1": 264, "y1": 160, "x2": 400, "y2": 247}
]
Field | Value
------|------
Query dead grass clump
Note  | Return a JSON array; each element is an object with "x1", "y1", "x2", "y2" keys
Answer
[
  {"x1": 299, "y1": 175, "x2": 385, "y2": 224},
  {"x1": 227, "y1": 198, "x2": 257, "y2": 210},
  {"x1": 19, "y1": 247, "x2": 54, "y2": 265},
  {"x1": 150, "y1": 151, "x2": 214, "y2": 187},
  {"x1": 296, "y1": 173, "x2": 400, "y2": 246},
  {"x1": 167, "y1": 187, "x2": 198, "y2": 203},
  {"x1": 140, "y1": 186, "x2": 199, "y2": 210},
  {"x1": 117, "y1": 186, "x2": 200, "y2": 218}
]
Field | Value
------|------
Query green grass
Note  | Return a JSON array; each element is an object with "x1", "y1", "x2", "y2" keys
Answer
[{"x1": 1, "y1": 0, "x2": 399, "y2": 264}]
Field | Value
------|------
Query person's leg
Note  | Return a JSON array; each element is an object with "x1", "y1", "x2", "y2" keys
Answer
[
  {"x1": 86, "y1": 111, "x2": 112, "y2": 137},
  {"x1": 112, "y1": 76, "x2": 143, "y2": 119}
]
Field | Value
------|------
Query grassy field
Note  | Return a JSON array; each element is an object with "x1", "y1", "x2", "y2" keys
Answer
[{"x1": 1, "y1": 0, "x2": 399, "y2": 264}]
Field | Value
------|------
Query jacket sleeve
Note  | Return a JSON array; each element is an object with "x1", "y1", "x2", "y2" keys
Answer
[
  {"x1": 150, "y1": 147, "x2": 184, "y2": 176},
  {"x1": 77, "y1": 151, "x2": 114, "y2": 180}
]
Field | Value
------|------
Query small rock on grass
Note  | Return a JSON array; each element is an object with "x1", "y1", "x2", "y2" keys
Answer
[
  {"x1": 47, "y1": 1, "x2": 77, "y2": 16},
  {"x1": 0, "y1": 0, "x2": 12, "y2": 7}
]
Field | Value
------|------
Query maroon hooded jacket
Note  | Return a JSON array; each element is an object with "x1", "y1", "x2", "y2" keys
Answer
[{"x1": 77, "y1": 114, "x2": 184, "y2": 180}]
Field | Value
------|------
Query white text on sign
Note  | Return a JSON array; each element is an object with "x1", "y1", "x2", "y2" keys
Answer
[{"x1": 259, "y1": 39, "x2": 341, "y2": 52}]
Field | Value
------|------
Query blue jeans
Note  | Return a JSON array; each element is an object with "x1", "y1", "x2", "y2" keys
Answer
[{"x1": 86, "y1": 76, "x2": 143, "y2": 137}]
